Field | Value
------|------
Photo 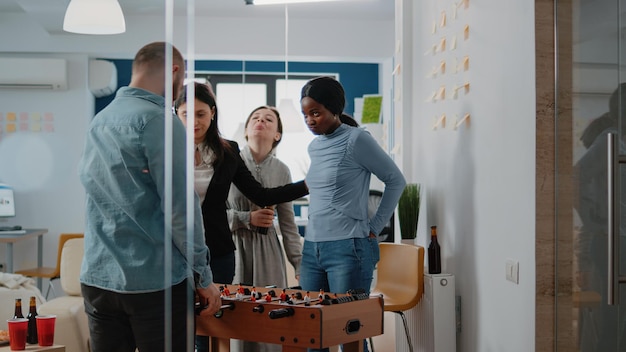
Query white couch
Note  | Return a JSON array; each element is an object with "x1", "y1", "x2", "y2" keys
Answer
[
  {"x1": 0, "y1": 283, "x2": 45, "y2": 330},
  {"x1": 38, "y1": 238, "x2": 89, "y2": 352}
]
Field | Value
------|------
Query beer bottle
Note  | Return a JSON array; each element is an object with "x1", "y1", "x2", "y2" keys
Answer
[
  {"x1": 428, "y1": 226, "x2": 442, "y2": 274},
  {"x1": 13, "y1": 298, "x2": 24, "y2": 319},
  {"x1": 26, "y1": 296, "x2": 38, "y2": 344}
]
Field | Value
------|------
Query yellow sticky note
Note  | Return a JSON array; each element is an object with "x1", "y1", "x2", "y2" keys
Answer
[
  {"x1": 31, "y1": 112, "x2": 41, "y2": 121},
  {"x1": 440, "y1": 60, "x2": 446, "y2": 74},
  {"x1": 437, "y1": 86, "x2": 446, "y2": 100},
  {"x1": 7, "y1": 112, "x2": 16, "y2": 121},
  {"x1": 31, "y1": 123, "x2": 42, "y2": 132},
  {"x1": 463, "y1": 56, "x2": 470, "y2": 71},
  {"x1": 438, "y1": 37, "x2": 446, "y2": 52},
  {"x1": 464, "y1": 25, "x2": 470, "y2": 40}
]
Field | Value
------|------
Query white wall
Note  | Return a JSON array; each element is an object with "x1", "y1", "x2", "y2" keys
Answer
[
  {"x1": 0, "y1": 54, "x2": 91, "y2": 276},
  {"x1": 0, "y1": 13, "x2": 393, "y2": 62},
  {"x1": 400, "y1": 0, "x2": 536, "y2": 351}
]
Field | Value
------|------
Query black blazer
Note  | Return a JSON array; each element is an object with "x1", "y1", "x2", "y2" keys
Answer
[{"x1": 201, "y1": 140, "x2": 308, "y2": 257}]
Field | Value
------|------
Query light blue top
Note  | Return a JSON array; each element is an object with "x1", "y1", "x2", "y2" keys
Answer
[
  {"x1": 305, "y1": 124, "x2": 406, "y2": 242},
  {"x1": 78, "y1": 87, "x2": 213, "y2": 293}
]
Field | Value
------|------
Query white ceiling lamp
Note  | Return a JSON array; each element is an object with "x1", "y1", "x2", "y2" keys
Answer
[
  {"x1": 63, "y1": 0, "x2": 126, "y2": 35},
  {"x1": 277, "y1": 4, "x2": 306, "y2": 133},
  {"x1": 245, "y1": 0, "x2": 340, "y2": 5}
]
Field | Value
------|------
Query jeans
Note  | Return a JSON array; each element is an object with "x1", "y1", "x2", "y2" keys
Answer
[
  {"x1": 299, "y1": 237, "x2": 379, "y2": 352},
  {"x1": 82, "y1": 280, "x2": 191, "y2": 352},
  {"x1": 196, "y1": 251, "x2": 236, "y2": 352}
]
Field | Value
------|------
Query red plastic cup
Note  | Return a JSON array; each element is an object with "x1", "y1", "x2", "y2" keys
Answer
[
  {"x1": 35, "y1": 315, "x2": 56, "y2": 347},
  {"x1": 6, "y1": 318, "x2": 28, "y2": 350}
]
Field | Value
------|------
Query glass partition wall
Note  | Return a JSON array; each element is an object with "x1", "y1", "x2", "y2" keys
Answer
[{"x1": 556, "y1": 0, "x2": 626, "y2": 349}]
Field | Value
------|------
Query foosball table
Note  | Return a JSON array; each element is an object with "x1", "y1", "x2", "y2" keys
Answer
[{"x1": 196, "y1": 285, "x2": 384, "y2": 352}]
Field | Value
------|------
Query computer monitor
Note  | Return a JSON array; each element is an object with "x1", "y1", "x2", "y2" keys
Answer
[{"x1": 0, "y1": 184, "x2": 16, "y2": 220}]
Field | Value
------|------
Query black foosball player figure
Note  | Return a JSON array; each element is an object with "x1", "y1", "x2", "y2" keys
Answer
[
  {"x1": 288, "y1": 293, "x2": 297, "y2": 304},
  {"x1": 280, "y1": 289, "x2": 288, "y2": 302},
  {"x1": 318, "y1": 289, "x2": 325, "y2": 300}
]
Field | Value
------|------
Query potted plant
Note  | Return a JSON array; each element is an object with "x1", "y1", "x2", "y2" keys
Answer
[{"x1": 398, "y1": 183, "x2": 420, "y2": 242}]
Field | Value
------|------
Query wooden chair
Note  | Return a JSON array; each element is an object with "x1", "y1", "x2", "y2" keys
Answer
[
  {"x1": 16, "y1": 233, "x2": 84, "y2": 299},
  {"x1": 370, "y1": 243, "x2": 424, "y2": 352}
]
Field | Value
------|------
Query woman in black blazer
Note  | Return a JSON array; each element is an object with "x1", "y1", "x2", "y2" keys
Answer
[{"x1": 175, "y1": 82, "x2": 308, "y2": 285}]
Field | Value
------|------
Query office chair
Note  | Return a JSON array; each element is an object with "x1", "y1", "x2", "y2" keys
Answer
[
  {"x1": 368, "y1": 190, "x2": 394, "y2": 242},
  {"x1": 16, "y1": 233, "x2": 84, "y2": 299},
  {"x1": 370, "y1": 243, "x2": 424, "y2": 352}
]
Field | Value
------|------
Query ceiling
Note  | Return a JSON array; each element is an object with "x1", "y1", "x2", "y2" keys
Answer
[{"x1": 0, "y1": 0, "x2": 394, "y2": 35}]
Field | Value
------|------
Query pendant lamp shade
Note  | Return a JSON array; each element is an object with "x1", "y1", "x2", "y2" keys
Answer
[
  {"x1": 63, "y1": 0, "x2": 126, "y2": 35},
  {"x1": 278, "y1": 98, "x2": 306, "y2": 133}
]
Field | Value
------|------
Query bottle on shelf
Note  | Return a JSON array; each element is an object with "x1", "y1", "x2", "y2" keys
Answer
[
  {"x1": 13, "y1": 298, "x2": 24, "y2": 319},
  {"x1": 26, "y1": 296, "x2": 38, "y2": 344},
  {"x1": 428, "y1": 226, "x2": 442, "y2": 274}
]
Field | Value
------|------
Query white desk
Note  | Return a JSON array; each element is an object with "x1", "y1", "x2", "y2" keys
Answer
[{"x1": 0, "y1": 228, "x2": 48, "y2": 288}]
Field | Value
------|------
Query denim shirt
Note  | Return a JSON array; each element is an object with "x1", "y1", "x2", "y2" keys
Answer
[
  {"x1": 305, "y1": 124, "x2": 406, "y2": 242},
  {"x1": 78, "y1": 87, "x2": 213, "y2": 293}
]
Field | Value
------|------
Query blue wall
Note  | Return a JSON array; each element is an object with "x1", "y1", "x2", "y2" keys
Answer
[{"x1": 95, "y1": 59, "x2": 379, "y2": 115}]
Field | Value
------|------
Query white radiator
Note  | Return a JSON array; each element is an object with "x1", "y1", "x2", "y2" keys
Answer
[{"x1": 395, "y1": 273, "x2": 457, "y2": 352}]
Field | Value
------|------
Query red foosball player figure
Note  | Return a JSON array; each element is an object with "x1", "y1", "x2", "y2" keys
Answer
[
  {"x1": 222, "y1": 284, "x2": 230, "y2": 297},
  {"x1": 265, "y1": 292, "x2": 272, "y2": 302},
  {"x1": 235, "y1": 284, "x2": 245, "y2": 300},
  {"x1": 280, "y1": 289, "x2": 288, "y2": 302}
]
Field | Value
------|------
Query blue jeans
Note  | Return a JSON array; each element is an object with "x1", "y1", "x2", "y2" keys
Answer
[
  {"x1": 299, "y1": 237, "x2": 379, "y2": 352},
  {"x1": 196, "y1": 251, "x2": 236, "y2": 352},
  {"x1": 82, "y1": 280, "x2": 191, "y2": 352}
]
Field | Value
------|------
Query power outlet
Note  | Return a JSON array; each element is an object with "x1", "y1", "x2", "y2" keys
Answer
[{"x1": 506, "y1": 259, "x2": 519, "y2": 284}]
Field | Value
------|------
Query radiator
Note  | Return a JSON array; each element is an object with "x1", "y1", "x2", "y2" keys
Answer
[{"x1": 394, "y1": 273, "x2": 457, "y2": 352}]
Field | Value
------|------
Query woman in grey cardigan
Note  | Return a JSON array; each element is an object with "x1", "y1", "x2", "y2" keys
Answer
[{"x1": 227, "y1": 105, "x2": 303, "y2": 352}]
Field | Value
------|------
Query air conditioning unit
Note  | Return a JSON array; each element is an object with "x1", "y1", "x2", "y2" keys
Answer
[
  {"x1": 89, "y1": 59, "x2": 117, "y2": 98},
  {"x1": 0, "y1": 57, "x2": 68, "y2": 90}
]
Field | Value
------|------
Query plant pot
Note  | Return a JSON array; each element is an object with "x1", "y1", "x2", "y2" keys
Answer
[{"x1": 401, "y1": 238, "x2": 416, "y2": 245}]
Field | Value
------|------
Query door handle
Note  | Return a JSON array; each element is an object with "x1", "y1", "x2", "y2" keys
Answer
[
  {"x1": 608, "y1": 132, "x2": 621, "y2": 305},
  {"x1": 607, "y1": 133, "x2": 626, "y2": 305}
]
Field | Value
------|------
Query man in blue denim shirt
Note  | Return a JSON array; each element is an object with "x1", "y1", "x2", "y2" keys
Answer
[{"x1": 78, "y1": 42, "x2": 221, "y2": 352}]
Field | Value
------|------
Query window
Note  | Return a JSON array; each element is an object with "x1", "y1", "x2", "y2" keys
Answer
[{"x1": 196, "y1": 73, "x2": 327, "y2": 182}]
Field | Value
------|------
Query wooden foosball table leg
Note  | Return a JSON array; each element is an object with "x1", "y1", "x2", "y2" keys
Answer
[{"x1": 208, "y1": 336, "x2": 230, "y2": 352}]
